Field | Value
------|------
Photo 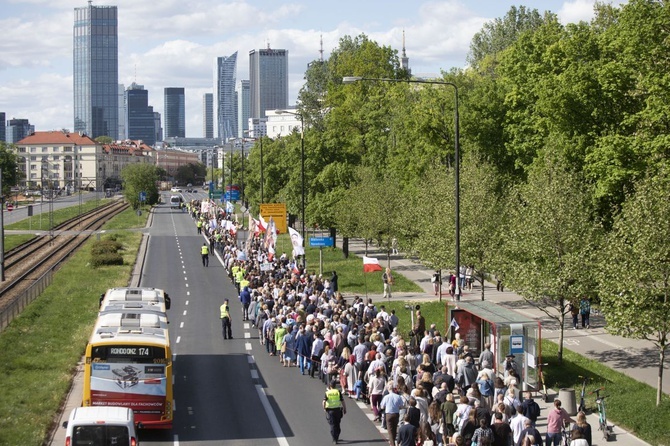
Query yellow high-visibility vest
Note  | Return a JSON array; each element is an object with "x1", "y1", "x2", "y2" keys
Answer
[
  {"x1": 220, "y1": 304, "x2": 229, "y2": 319},
  {"x1": 201, "y1": 245, "x2": 209, "y2": 255},
  {"x1": 325, "y1": 388, "x2": 342, "y2": 409}
]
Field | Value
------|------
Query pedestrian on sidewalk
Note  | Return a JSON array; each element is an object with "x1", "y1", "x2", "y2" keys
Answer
[
  {"x1": 383, "y1": 267, "x2": 394, "y2": 299},
  {"x1": 545, "y1": 399, "x2": 574, "y2": 446},
  {"x1": 579, "y1": 297, "x2": 591, "y2": 329},
  {"x1": 432, "y1": 270, "x2": 441, "y2": 296}
]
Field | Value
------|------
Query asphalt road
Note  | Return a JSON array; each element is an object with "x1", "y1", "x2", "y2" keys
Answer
[{"x1": 137, "y1": 198, "x2": 387, "y2": 446}]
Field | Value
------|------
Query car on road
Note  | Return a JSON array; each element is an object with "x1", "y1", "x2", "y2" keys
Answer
[
  {"x1": 63, "y1": 406, "x2": 140, "y2": 446},
  {"x1": 170, "y1": 187, "x2": 182, "y2": 193},
  {"x1": 170, "y1": 195, "x2": 182, "y2": 209}
]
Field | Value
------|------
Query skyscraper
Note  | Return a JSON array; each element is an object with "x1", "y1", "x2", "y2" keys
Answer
[
  {"x1": 0, "y1": 112, "x2": 5, "y2": 142},
  {"x1": 237, "y1": 80, "x2": 250, "y2": 138},
  {"x1": 214, "y1": 52, "x2": 238, "y2": 142},
  {"x1": 118, "y1": 84, "x2": 126, "y2": 141},
  {"x1": 203, "y1": 93, "x2": 213, "y2": 138},
  {"x1": 249, "y1": 48, "x2": 288, "y2": 119},
  {"x1": 73, "y1": 3, "x2": 118, "y2": 139},
  {"x1": 6, "y1": 118, "x2": 34, "y2": 143},
  {"x1": 164, "y1": 88, "x2": 185, "y2": 138},
  {"x1": 125, "y1": 83, "x2": 156, "y2": 146}
]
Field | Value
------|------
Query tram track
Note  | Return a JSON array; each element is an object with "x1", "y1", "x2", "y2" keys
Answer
[{"x1": 0, "y1": 200, "x2": 129, "y2": 329}]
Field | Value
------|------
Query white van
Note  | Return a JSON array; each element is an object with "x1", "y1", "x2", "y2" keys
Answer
[
  {"x1": 63, "y1": 406, "x2": 140, "y2": 446},
  {"x1": 169, "y1": 195, "x2": 182, "y2": 209}
]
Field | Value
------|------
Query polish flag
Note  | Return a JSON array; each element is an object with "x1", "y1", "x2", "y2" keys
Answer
[
  {"x1": 363, "y1": 256, "x2": 383, "y2": 273},
  {"x1": 258, "y1": 215, "x2": 268, "y2": 233}
]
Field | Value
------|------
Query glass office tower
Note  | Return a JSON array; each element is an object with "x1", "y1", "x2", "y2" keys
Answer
[
  {"x1": 249, "y1": 48, "x2": 288, "y2": 119},
  {"x1": 214, "y1": 52, "x2": 238, "y2": 142},
  {"x1": 164, "y1": 87, "x2": 185, "y2": 138},
  {"x1": 73, "y1": 3, "x2": 118, "y2": 139}
]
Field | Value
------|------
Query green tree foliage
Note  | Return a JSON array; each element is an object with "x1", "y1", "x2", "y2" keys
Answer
[
  {"x1": 175, "y1": 163, "x2": 206, "y2": 187},
  {"x1": 598, "y1": 165, "x2": 670, "y2": 406},
  {"x1": 501, "y1": 153, "x2": 601, "y2": 363},
  {"x1": 0, "y1": 142, "x2": 19, "y2": 196},
  {"x1": 467, "y1": 5, "x2": 551, "y2": 68},
  {"x1": 94, "y1": 136, "x2": 113, "y2": 145},
  {"x1": 120, "y1": 163, "x2": 159, "y2": 208}
]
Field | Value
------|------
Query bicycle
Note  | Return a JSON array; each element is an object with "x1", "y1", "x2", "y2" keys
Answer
[
  {"x1": 591, "y1": 387, "x2": 613, "y2": 441},
  {"x1": 577, "y1": 375, "x2": 589, "y2": 413}
]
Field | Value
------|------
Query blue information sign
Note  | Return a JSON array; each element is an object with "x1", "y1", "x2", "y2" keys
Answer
[
  {"x1": 309, "y1": 236, "x2": 334, "y2": 247},
  {"x1": 510, "y1": 335, "x2": 524, "y2": 355},
  {"x1": 139, "y1": 191, "x2": 147, "y2": 202}
]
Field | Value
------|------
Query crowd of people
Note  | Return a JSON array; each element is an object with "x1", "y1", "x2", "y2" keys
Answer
[{"x1": 187, "y1": 199, "x2": 592, "y2": 446}]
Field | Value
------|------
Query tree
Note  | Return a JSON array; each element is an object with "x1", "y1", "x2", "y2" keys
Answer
[
  {"x1": 501, "y1": 153, "x2": 601, "y2": 363},
  {"x1": 598, "y1": 165, "x2": 670, "y2": 406},
  {"x1": 120, "y1": 163, "x2": 159, "y2": 208},
  {"x1": 0, "y1": 142, "x2": 19, "y2": 196},
  {"x1": 95, "y1": 136, "x2": 113, "y2": 145}
]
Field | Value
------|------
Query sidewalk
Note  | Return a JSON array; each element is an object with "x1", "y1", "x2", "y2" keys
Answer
[{"x1": 341, "y1": 237, "x2": 653, "y2": 446}]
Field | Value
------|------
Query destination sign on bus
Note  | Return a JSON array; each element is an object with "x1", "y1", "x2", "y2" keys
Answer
[{"x1": 109, "y1": 347, "x2": 152, "y2": 356}]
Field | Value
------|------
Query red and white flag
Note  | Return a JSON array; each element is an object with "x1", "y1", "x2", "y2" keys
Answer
[
  {"x1": 363, "y1": 256, "x2": 383, "y2": 273},
  {"x1": 258, "y1": 214, "x2": 268, "y2": 233}
]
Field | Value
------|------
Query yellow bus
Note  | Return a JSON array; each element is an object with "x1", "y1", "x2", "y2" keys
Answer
[{"x1": 83, "y1": 310, "x2": 173, "y2": 429}]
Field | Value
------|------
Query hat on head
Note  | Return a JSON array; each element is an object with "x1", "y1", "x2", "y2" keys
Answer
[{"x1": 506, "y1": 354, "x2": 515, "y2": 359}]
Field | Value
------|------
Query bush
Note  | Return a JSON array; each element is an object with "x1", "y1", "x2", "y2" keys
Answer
[
  {"x1": 90, "y1": 239, "x2": 123, "y2": 256},
  {"x1": 91, "y1": 252, "x2": 124, "y2": 267}
]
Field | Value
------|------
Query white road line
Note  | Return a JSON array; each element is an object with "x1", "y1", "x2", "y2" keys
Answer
[
  {"x1": 186, "y1": 291, "x2": 190, "y2": 296},
  {"x1": 245, "y1": 342, "x2": 252, "y2": 351},
  {"x1": 180, "y1": 322, "x2": 184, "y2": 328},
  {"x1": 245, "y1": 332, "x2": 251, "y2": 338},
  {"x1": 185, "y1": 283, "x2": 189, "y2": 287},
  {"x1": 183, "y1": 310, "x2": 187, "y2": 316},
  {"x1": 173, "y1": 399, "x2": 176, "y2": 412},
  {"x1": 185, "y1": 300, "x2": 189, "y2": 305},
  {"x1": 173, "y1": 434, "x2": 179, "y2": 446},
  {"x1": 248, "y1": 355, "x2": 255, "y2": 364},
  {"x1": 255, "y1": 384, "x2": 289, "y2": 446},
  {"x1": 176, "y1": 336, "x2": 181, "y2": 343},
  {"x1": 172, "y1": 354, "x2": 177, "y2": 362},
  {"x1": 251, "y1": 369, "x2": 259, "y2": 379}
]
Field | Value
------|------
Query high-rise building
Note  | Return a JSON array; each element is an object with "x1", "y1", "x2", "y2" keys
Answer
[
  {"x1": 164, "y1": 88, "x2": 185, "y2": 138},
  {"x1": 73, "y1": 3, "x2": 118, "y2": 139},
  {"x1": 249, "y1": 47, "x2": 288, "y2": 119},
  {"x1": 125, "y1": 83, "x2": 156, "y2": 146},
  {"x1": 154, "y1": 112, "x2": 163, "y2": 145},
  {"x1": 214, "y1": 52, "x2": 238, "y2": 142},
  {"x1": 6, "y1": 118, "x2": 34, "y2": 144},
  {"x1": 0, "y1": 112, "x2": 5, "y2": 142},
  {"x1": 237, "y1": 80, "x2": 250, "y2": 138},
  {"x1": 202, "y1": 93, "x2": 213, "y2": 139}
]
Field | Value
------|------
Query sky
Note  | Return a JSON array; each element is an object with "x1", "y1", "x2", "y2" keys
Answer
[{"x1": 0, "y1": 0, "x2": 626, "y2": 139}]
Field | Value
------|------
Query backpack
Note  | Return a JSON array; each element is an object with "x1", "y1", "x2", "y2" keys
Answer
[{"x1": 525, "y1": 400, "x2": 540, "y2": 421}]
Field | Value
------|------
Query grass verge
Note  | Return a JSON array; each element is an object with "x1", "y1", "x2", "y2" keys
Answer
[{"x1": 0, "y1": 206, "x2": 148, "y2": 445}]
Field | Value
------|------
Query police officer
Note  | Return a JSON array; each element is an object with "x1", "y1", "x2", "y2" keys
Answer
[
  {"x1": 196, "y1": 218, "x2": 203, "y2": 234},
  {"x1": 323, "y1": 379, "x2": 346, "y2": 444},
  {"x1": 220, "y1": 298, "x2": 232, "y2": 339},
  {"x1": 201, "y1": 243, "x2": 209, "y2": 267}
]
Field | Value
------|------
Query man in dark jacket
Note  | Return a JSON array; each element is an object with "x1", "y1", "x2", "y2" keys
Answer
[{"x1": 239, "y1": 286, "x2": 251, "y2": 320}]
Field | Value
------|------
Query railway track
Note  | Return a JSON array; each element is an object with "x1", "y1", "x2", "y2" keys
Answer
[{"x1": 0, "y1": 200, "x2": 129, "y2": 328}]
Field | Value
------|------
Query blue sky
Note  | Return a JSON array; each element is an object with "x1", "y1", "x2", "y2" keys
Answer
[{"x1": 0, "y1": 0, "x2": 625, "y2": 138}]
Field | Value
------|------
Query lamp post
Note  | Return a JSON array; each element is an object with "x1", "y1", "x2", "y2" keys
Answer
[
  {"x1": 343, "y1": 76, "x2": 461, "y2": 300},
  {"x1": 276, "y1": 109, "x2": 306, "y2": 268}
]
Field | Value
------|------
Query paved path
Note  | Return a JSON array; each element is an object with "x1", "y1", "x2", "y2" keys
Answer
[{"x1": 340, "y1": 237, "x2": 658, "y2": 446}]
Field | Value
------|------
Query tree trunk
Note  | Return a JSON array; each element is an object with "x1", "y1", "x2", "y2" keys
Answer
[
  {"x1": 479, "y1": 271, "x2": 485, "y2": 301},
  {"x1": 343, "y1": 237, "x2": 349, "y2": 258},
  {"x1": 658, "y1": 346, "x2": 665, "y2": 406},
  {"x1": 329, "y1": 227, "x2": 337, "y2": 249}
]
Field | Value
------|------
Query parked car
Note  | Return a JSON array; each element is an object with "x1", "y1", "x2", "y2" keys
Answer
[{"x1": 170, "y1": 187, "x2": 182, "y2": 193}]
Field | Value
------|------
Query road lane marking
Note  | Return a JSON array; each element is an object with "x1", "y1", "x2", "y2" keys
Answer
[
  {"x1": 185, "y1": 300, "x2": 189, "y2": 305},
  {"x1": 245, "y1": 332, "x2": 251, "y2": 338},
  {"x1": 255, "y1": 384, "x2": 289, "y2": 446},
  {"x1": 176, "y1": 336, "x2": 181, "y2": 343},
  {"x1": 251, "y1": 369, "x2": 259, "y2": 379},
  {"x1": 180, "y1": 322, "x2": 184, "y2": 328},
  {"x1": 245, "y1": 342, "x2": 252, "y2": 351},
  {"x1": 183, "y1": 310, "x2": 187, "y2": 316}
]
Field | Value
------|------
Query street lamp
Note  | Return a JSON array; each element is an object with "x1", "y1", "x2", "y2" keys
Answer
[
  {"x1": 343, "y1": 76, "x2": 461, "y2": 300},
  {"x1": 275, "y1": 109, "x2": 306, "y2": 268}
]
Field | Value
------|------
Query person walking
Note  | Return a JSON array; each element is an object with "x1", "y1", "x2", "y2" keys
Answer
[
  {"x1": 380, "y1": 382, "x2": 405, "y2": 446},
  {"x1": 239, "y1": 286, "x2": 251, "y2": 320},
  {"x1": 432, "y1": 270, "x2": 441, "y2": 296},
  {"x1": 383, "y1": 268, "x2": 394, "y2": 299},
  {"x1": 545, "y1": 399, "x2": 574, "y2": 446},
  {"x1": 323, "y1": 379, "x2": 347, "y2": 444},
  {"x1": 201, "y1": 242, "x2": 209, "y2": 267},
  {"x1": 219, "y1": 298, "x2": 232, "y2": 339},
  {"x1": 579, "y1": 297, "x2": 591, "y2": 329}
]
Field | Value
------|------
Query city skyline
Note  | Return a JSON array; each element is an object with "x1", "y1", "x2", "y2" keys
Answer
[{"x1": 0, "y1": 0, "x2": 625, "y2": 138}]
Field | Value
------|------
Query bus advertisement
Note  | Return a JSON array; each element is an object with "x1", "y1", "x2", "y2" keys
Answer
[{"x1": 84, "y1": 329, "x2": 173, "y2": 429}]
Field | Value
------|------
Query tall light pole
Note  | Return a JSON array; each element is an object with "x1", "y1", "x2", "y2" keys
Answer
[
  {"x1": 343, "y1": 76, "x2": 461, "y2": 300},
  {"x1": 276, "y1": 109, "x2": 306, "y2": 268}
]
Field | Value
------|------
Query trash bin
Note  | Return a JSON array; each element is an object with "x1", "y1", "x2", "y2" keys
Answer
[{"x1": 558, "y1": 388, "x2": 577, "y2": 415}]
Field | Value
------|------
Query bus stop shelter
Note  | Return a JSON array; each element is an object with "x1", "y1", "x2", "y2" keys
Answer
[{"x1": 447, "y1": 301, "x2": 542, "y2": 391}]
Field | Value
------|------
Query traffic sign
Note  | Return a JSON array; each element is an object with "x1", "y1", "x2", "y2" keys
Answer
[
  {"x1": 139, "y1": 191, "x2": 147, "y2": 202},
  {"x1": 6, "y1": 203, "x2": 13, "y2": 212},
  {"x1": 309, "y1": 236, "x2": 334, "y2": 247}
]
